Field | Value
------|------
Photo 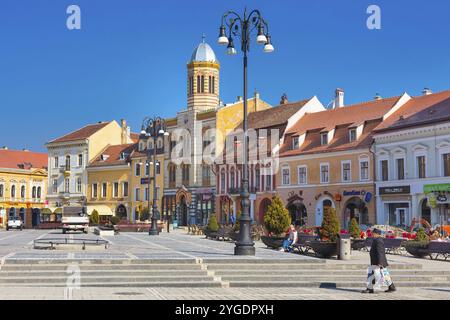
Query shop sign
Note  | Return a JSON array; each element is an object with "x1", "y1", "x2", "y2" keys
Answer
[
  {"x1": 437, "y1": 194, "x2": 448, "y2": 202},
  {"x1": 379, "y1": 186, "x2": 410, "y2": 195},
  {"x1": 343, "y1": 190, "x2": 366, "y2": 196},
  {"x1": 424, "y1": 183, "x2": 450, "y2": 194},
  {"x1": 141, "y1": 177, "x2": 153, "y2": 185},
  {"x1": 365, "y1": 192, "x2": 373, "y2": 203}
]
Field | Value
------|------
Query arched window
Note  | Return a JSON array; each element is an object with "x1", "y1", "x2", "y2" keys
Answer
[
  {"x1": 65, "y1": 155, "x2": 71, "y2": 170},
  {"x1": 11, "y1": 185, "x2": 16, "y2": 198},
  {"x1": 220, "y1": 169, "x2": 226, "y2": 193},
  {"x1": 32, "y1": 186, "x2": 37, "y2": 199},
  {"x1": 197, "y1": 75, "x2": 201, "y2": 93},
  {"x1": 21, "y1": 186, "x2": 26, "y2": 199},
  {"x1": 37, "y1": 186, "x2": 42, "y2": 199},
  {"x1": 0, "y1": 184, "x2": 3, "y2": 198},
  {"x1": 255, "y1": 166, "x2": 261, "y2": 191},
  {"x1": 201, "y1": 75, "x2": 205, "y2": 93},
  {"x1": 230, "y1": 167, "x2": 235, "y2": 189}
]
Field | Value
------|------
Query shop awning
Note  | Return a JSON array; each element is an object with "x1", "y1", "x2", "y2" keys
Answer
[
  {"x1": 424, "y1": 183, "x2": 450, "y2": 194},
  {"x1": 86, "y1": 205, "x2": 114, "y2": 216}
]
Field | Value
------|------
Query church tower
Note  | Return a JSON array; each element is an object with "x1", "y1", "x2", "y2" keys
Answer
[{"x1": 187, "y1": 36, "x2": 220, "y2": 111}]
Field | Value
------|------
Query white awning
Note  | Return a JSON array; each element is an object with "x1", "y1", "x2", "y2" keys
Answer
[{"x1": 86, "y1": 205, "x2": 114, "y2": 216}]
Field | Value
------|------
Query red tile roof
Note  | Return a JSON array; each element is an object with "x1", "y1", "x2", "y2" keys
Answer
[
  {"x1": 89, "y1": 143, "x2": 135, "y2": 167},
  {"x1": 0, "y1": 149, "x2": 48, "y2": 170},
  {"x1": 130, "y1": 133, "x2": 140, "y2": 143},
  {"x1": 374, "y1": 89, "x2": 450, "y2": 132},
  {"x1": 48, "y1": 122, "x2": 111, "y2": 144},
  {"x1": 247, "y1": 99, "x2": 309, "y2": 129},
  {"x1": 280, "y1": 96, "x2": 401, "y2": 157}
]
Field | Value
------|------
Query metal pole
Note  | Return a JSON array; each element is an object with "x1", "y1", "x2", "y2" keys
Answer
[
  {"x1": 234, "y1": 19, "x2": 255, "y2": 256},
  {"x1": 149, "y1": 126, "x2": 159, "y2": 235}
]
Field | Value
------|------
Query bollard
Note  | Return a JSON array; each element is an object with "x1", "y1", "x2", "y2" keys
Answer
[{"x1": 339, "y1": 238, "x2": 351, "y2": 260}]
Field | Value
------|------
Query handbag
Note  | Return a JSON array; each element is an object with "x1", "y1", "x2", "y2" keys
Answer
[
  {"x1": 380, "y1": 267, "x2": 393, "y2": 287},
  {"x1": 366, "y1": 265, "x2": 383, "y2": 290}
]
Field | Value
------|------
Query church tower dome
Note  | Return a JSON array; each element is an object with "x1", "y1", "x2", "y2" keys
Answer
[{"x1": 187, "y1": 36, "x2": 220, "y2": 111}]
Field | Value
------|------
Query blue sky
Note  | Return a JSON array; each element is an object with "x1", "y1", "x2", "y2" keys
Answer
[{"x1": 1, "y1": 0, "x2": 449, "y2": 152}]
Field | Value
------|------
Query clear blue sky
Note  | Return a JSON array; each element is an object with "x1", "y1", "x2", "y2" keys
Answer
[{"x1": 1, "y1": 0, "x2": 449, "y2": 152}]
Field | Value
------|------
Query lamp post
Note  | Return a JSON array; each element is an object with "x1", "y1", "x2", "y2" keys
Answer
[
  {"x1": 217, "y1": 8, "x2": 274, "y2": 256},
  {"x1": 141, "y1": 116, "x2": 169, "y2": 236}
]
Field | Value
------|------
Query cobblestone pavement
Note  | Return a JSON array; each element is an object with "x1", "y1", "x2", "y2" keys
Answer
[{"x1": 0, "y1": 286, "x2": 448, "y2": 300}]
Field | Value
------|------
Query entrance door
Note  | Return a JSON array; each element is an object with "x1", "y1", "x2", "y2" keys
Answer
[
  {"x1": 179, "y1": 197, "x2": 188, "y2": 226},
  {"x1": 395, "y1": 208, "x2": 409, "y2": 227},
  {"x1": 32, "y1": 208, "x2": 40, "y2": 227}
]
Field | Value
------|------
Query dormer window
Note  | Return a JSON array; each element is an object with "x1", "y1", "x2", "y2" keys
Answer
[
  {"x1": 119, "y1": 152, "x2": 127, "y2": 160},
  {"x1": 100, "y1": 154, "x2": 109, "y2": 161},
  {"x1": 139, "y1": 142, "x2": 145, "y2": 151},
  {"x1": 292, "y1": 136, "x2": 299, "y2": 150},
  {"x1": 349, "y1": 129, "x2": 357, "y2": 142},
  {"x1": 321, "y1": 132, "x2": 328, "y2": 145}
]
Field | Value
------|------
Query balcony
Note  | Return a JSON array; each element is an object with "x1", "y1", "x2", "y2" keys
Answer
[{"x1": 59, "y1": 165, "x2": 71, "y2": 177}]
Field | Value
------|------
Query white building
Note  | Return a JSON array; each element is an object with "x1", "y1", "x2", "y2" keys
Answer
[{"x1": 374, "y1": 89, "x2": 450, "y2": 228}]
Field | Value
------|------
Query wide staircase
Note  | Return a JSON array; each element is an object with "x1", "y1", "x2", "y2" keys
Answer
[{"x1": 0, "y1": 258, "x2": 449, "y2": 288}]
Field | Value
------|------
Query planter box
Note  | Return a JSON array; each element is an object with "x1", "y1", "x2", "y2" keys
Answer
[
  {"x1": 94, "y1": 227, "x2": 114, "y2": 236},
  {"x1": 310, "y1": 241, "x2": 338, "y2": 258},
  {"x1": 261, "y1": 235, "x2": 285, "y2": 249},
  {"x1": 351, "y1": 239, "x2": 366, "y2": 251},
  {"x1": 404, "y1": 242, "x2": 429, "y2": 258}
]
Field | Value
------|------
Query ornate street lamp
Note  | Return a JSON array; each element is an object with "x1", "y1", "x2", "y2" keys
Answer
[
  {"x1": 141, "y1": 116, "x2": 169, "y2": 236},
  {"x1": 217, "y1": 8, "x2": 274, "y2": 256}
]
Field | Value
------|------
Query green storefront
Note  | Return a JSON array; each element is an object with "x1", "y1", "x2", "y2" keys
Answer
[{"x1": 424, "y1": 183, "x2": 450, "y2": 226}]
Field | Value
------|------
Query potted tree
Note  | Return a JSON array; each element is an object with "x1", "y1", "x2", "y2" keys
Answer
[
  {"x1": 261, "y1": 196, "x2": 291, "y2": 249},
  {"x1": 403, "y1": 227, "x2": 430, "y2": 258},
  {"x1": 204, "y1": 214, "x2": 219, "y2": 239},
  {"x1": 310, "y1": 207, "x2": 340, "y2": 258},
  {"x1": 349, "y1": 218, "x2": 365, "y2": 250}
]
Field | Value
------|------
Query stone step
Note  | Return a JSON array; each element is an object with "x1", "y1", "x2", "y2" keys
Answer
[
  {"x1": 0, "y1": 264, "x2": 203, "y2": 271},
  {"x1": 0, "y1": 275, "x2": 216, "y2": 284},
  {"x1": 202, "y1": 258, "x2": 324, "y2": 264},
  {"x1": 206, "y1": 263, "x2": 423, "y2": 270},
  {"x1": 220, "y1": 275, "x2": 450, "y2": 282},
  {"x1": 227, "y1": 281, "x2": 450, "y2": 288},
  {"x1": 213, "y1": 270, "x2": 450, "y2": 276},
  {"x1": 0, "y1": 270, "x2": 209, "y2": 277},
  {"x1": 0, "y1": 281, "x2": 222, "y2": 288},
  {"x1": 2, "y1": 258, "x2": 198, "y2": 265}
]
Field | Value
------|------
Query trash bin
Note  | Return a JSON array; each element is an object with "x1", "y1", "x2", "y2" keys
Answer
[{"x1": 338, "y1": 234, "x2": 351, "y2": 260}]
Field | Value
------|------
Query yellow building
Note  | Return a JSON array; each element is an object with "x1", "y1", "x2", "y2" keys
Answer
[
  {"x1": 0, "y1": 148, "x2": 48, "y2": 228},
  {"x1": 86, "y1": 143, "x2": 135, "y2": 222}
]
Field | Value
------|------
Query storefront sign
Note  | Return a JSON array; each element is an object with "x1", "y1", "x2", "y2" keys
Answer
[
  {"x1": 365, "y1": 192, "x2": 373, "y2": 203},
  {"x1": 437, "y1": 194, "x2": 448, "y2": 202},
  {"x1": 343, "y1": 190, "x2": 367, "y2": 196},
  {"x1": 379, "y1": 186, "x2": 410, "y2": 195},
  {"x1": 424, "y1": 183, "x2": 450, "y2": 194},
  {"x1": 141, "y1": 177, "x2": 153, "y2": 185}
]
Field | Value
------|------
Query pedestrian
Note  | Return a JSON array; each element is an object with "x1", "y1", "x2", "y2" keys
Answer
[
  {"x1": 281, "y1": 224, "x2": 298, "y2": 252},
  {"x1": 362, "y1": 228, "x2": 397, "y2": 293}
]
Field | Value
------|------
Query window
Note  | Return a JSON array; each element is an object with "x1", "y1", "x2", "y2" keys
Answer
[
  {"x1": 145, "y1": 162, "x2": 150, "y2": 176},
  {"x1": 282, "y1": 167, "x2": 290, "y2": 185},
  {"x1": 113, "y1": 182, "x2": 119, "y2": 198},
  {"x1": 202, "y1": 164, "x2": 210, "y2": 182},
  {"x1": 32, "y1": 186, "x2": 37, "y2": 199},
  {"x1": 197, "y1": 75, "x2": 201, "y2": 93},
  {"x1": 360, "y1": 160, "x2": 369, "y2": 181},
  {"x1": 342, "y1": 161, "x2": 351, "y2": 182},
  {"x1": 201, "y1": 75, "x2": 205, "y2": 93},
  {"x1": 54, "y1": 156, "x2": 59, "y2": 168},
  {"x1": 209, "y1": 76, "x2": 213, "y2": 94},
  {"x1": 52, "y1": 179, "x2": 58, "y2": 194},
  {"x1": 444, "y1": 153, "x2": 450, "y2": 177},
  {"x1": 76, "y1": 177, "x2": 82, "y2": 193},
  {"x1": 417, "y1": 156, "x2": 426, "y2": 178},
  {"x1": 255, "y1": 168, "x2": 260, "y2": 191},
  {"x1": 292, "y1": 137, "x2": 299, "y2": 149},
  {"x1": 37, "y1": 186, "x2": 41, "y2": 199},
  {"x1": 144, "y1": 187, "x2": 149, "y2": 201},
  {"x1": 182, "y1": 164, "x2": 190, "y2": 182},
  {"x1": 189, "y1": 76, "x2": 194, "y2": 95},
  {"x1": 396, "y1": 158, "x2": 405, "y2": 180},
  {"x1": 298, "y1": 166, "x2": 307, "y2": 184},
  {"x1": 78, "y1": 154, "x2": 83, "y2": 166},
  {"x1": 349, "y1": 129, "x2": 357, "y2": 142},
  {"x1": 230, "y1": 168, "x2": 235, "y2": 189},
  {"x1": 65, "y1": 155, "x2": 70, "y2": 170},
  {"x1": 101, "y1": 183, "x2": 107, "y2": 198},
  {"x1": 135, "y1": 163, "x2": 141, "y2": 176},
  {"x1": 169, "y1": 165, "x2": 176, "y2": 183},
  {"x1": 135, "y1": 188, "x2": 141, "y2": 201},
  {"x1": 20, "y1": 185, "x2": 25, "y2": 199},
  {"x1": 320, "y1": 164, "x2": 329, "y2": 183},
  {"x1": 0, "y1": 184, "x2": 3, "y2": 198},
  {"x1": 156, "y1": 161, "x2": 161, "y2": 174},
  {"x1": 265, "y1": 175, "x2": 272, "y2": 191},
  {"x1": 381, "y1": 160, "x2": 389, "y2": 181},
  {"x1": 220, "y1": 169, "x2": 226, "y2": 193},
  {"x1": 65, "y1": 178, "x2": 70, "y2": 193},
  {"x1": 11, "y1": 185, "x2": 16, "y2": 198},
  {"x1": 92, "y1": 183, "x2": 98, "y2": 198},
  {"x1": 321, "y1": 133, "x2": 328, "y2": 145},
  {"x1": 122, "y1": 182, "x2": 129, "y2": 197},
  {"x1": 155, "y1": 187, "x2": 160, "y2": 199}
]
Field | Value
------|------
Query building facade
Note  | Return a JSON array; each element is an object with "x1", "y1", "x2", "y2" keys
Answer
[
  {"x1": 374, "y1": 89, "x2": 450, "y2": 228},
  {"x1": 46, "y1": 120, "x2": 134, "y2": 213},
  {"x1": 0, "y1": 148, "x2": 48, "y2": 228}
]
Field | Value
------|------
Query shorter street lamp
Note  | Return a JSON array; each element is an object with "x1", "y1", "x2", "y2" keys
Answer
[{"x1": 140, "y1": 116, "x2": 169, "y2": 236}]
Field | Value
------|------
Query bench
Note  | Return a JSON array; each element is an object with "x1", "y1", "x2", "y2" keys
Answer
[
  {"x1": 292, "y1": 234, "x2": 318, "y2": 254},
  {"x1": 364, "y1": 237, "x2": 406, "y2": 255},
  {"x1": 215, "y1": 226, "x2": 234, "y2": 241},
  {"x1": 426, "y1": 241, "x2": 450, "y2": 260}
]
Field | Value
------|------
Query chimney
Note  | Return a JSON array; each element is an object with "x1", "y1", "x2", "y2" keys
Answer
[
  {"x1": 22, "y1": 148, "x2": 29, "y2": 152},
  {"x1": 422, "y1": 87, "x2": 432, "y2": 96},
  {"x1": 120, "y1": 119, "x2": 128, "y2": 144},
  {"x1": 280, "y1": 93, "x2": 288, "y2": 105},
  {"x1": 374, "y1": 93, "x2": 382, "y2": 101},
  {"x1": 334, "y1": 88, "x2": 344, "y2": 108}
]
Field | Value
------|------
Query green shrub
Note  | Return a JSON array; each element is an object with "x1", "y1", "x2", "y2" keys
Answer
[
  {"x1": 89, "y1": 210, "x2": 99, "y2": 225},
  {"x1": 264, "y1": 196, "x2": 291, "y2": 237},
  {"x1": 415, "y1": 227, "x2": 430, "y2": 243},
  {"x1": 349, "y1": 218, "x2": 361, "y2": 239},
  {"x1": 319, "y1": 207, "x2": 340, "y2": 243},
  {"x1": 140, "y1": 207, "x2": 150, "y2": 221},
  {"x1": 207, "y1": 214, "x2": 219, "y2": 232}
]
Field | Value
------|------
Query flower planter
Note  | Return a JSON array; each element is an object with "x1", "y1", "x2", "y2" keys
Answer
[
  {"x1": 261, "y1": 235, "x2": 286, "y2": 249},
  {"x1": 404, "y1": 242, "x2": 429, "y2": 258},
  {"x1": 310, "y1": 241, "x2": 338, "y2": 258},
  {"x1": 351, "y1": 239, "x2": 367, "y2": 251}
]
